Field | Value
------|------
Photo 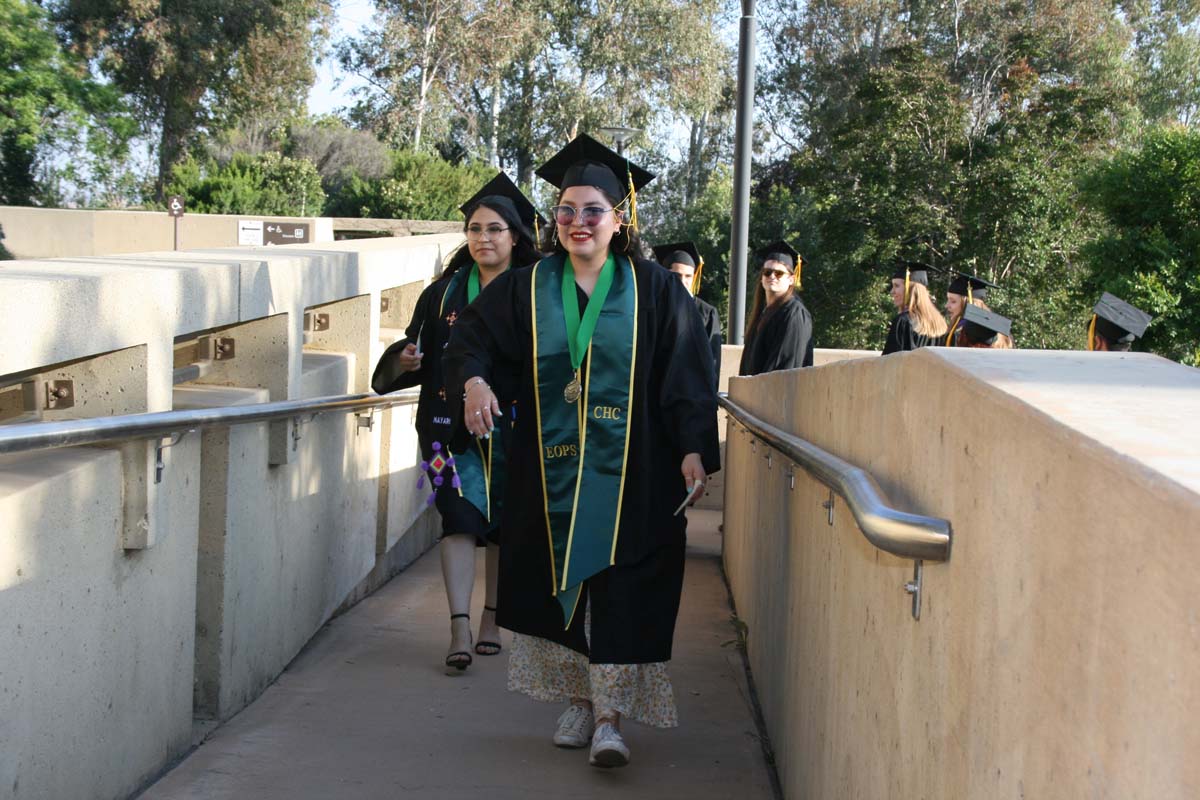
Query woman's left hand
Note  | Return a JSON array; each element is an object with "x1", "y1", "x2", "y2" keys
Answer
[{"x1": 681, "y1": 453, "x2": 706, "y2": 503}]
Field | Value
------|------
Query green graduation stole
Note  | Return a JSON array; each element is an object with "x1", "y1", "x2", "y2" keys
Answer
[
  {"x1": 441, "y1": 263, "x2": 506, "y2": 522},
  {"x1": 531, "y1": 252, "x2": 637, "y2": 627}
]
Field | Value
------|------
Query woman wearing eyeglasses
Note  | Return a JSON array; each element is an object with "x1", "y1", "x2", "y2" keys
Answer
[
  {"x1": 444, "y1": 134, "x2": 719, "y2": 769},
  {"x1": 372, "y1": 172, "x2": 542, "y2": 674},
  {"x1": 738, "y1": 240, "x2": 814, "y2": 376}
]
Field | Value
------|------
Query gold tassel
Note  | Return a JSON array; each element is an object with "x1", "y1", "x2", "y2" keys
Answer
[
  {"x1": 1087, "y1": 313, "x2": 1098, "y2": 351},
  {"x1": 796, "y1": 256, "x2": 803, "y2": 291},
  {"x1": 627, "y1": 165, "x2": 639, "y2": 233},
  {"x1": 945, "y1": 314, "x2": 961, "y2": 346},
  {"x1": 534, "y1": 216, "x2": 541, "y2": 247},
  {"x1": 692, "y1": 256, "x2": 705, "y2": 295},
  {"x1": 904, "y1": 268, "x2": 911, "y2": 310}
]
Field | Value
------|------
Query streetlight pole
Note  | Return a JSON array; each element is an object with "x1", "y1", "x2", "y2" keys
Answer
[{"x1": 728, "y1": 0, "x2": 757, "y2": 345}]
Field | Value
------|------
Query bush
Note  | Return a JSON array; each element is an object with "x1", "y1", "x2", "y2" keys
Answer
[
  {"x1": 323, "y1": 149, "x2": 495, "y2": 220},
  {"x1": 165, "y1": 152, "x2": 325, "y2": 217}
]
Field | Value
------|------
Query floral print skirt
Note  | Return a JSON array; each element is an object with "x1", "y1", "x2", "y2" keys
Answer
[{"x1": 507, "y1": 606, "x2": 678, "y2": 728}]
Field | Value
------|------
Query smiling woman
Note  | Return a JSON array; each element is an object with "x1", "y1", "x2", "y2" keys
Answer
[
  {"x1": 444, "y1": 133, "x2": 720, "y2": 771},
  {"x1": 371, "y1": 171, "x2": 542, "y2": 675}
]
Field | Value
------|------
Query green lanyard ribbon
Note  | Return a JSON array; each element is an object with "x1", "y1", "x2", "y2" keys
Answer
[
  {"x1": 467, "y1": 262, "x2": 481, "y2": 303},
  {"x1": 562, "y1": 254, "x2": 616, "y2": 371}
]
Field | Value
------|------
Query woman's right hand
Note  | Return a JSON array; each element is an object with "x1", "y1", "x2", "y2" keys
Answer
[
  {"x1": 464, "y1": 378, "x2": 502, "y2": 438},
  {"x1": 397, "y1": 343, "x2": 423, "y2": 372}
]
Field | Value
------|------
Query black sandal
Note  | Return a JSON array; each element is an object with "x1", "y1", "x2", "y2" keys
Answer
[
  {"x1": 445, "y1": 613, "x2": 473, "y2": 673},
  {"x1": 475, "y1": 605, "x2": 502, "y2": 656}
]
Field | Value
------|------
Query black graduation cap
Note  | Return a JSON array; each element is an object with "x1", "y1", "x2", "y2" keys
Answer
[
  {"x1": 653, "y1": 242, "x2": 700, "y2": 269},
  {"x1": 961, "y1": 303, "x2": 1012, "y2": 345},
  {"x1": 757, "y1": 240, "x2": 800, "y2": 271},
  {"x1": 947, "y1": 271, "x2": 999, "y2": 299},
  {"x1": 1092, "y1": 292, "x2": 1153, "y2": 344},
  {"x1": 459, "y1": 172, "x2": 544, "y2": 234},
  {"x1": 891, "y1": 260, "x2": 939, "y2": 286},
  {"x1": 535, "y1": 133, "x2": 656, "y2": 201}
]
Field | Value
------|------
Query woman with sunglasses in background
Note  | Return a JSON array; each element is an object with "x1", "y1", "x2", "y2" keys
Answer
[
  {"x1": 882, "y1": 260, "x2": 948, "y2": 354},
  {"x1": 372, "y1": 173, "x2": 542, "y2": 674},
  {"x1": 738, "y1": 240, "x2": 814, "y2": 376},
  {"x1": 444, "y1": 134, "x2": 719, "y2": 770}
]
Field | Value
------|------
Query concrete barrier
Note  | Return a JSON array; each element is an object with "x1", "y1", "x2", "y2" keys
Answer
[
  {"x1": 722, "y1": 348, "x2": 1200, "y2": 799},
  {"x1": 0, "y1": 234, "x2": 463, "y2": 799}
]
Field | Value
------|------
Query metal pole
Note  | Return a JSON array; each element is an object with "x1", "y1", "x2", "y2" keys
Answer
[
  {"x1": 173, "y1": 215, "x2": 180, "y2": 251},
  {"x1": 728, "y1": 0, "x2": 757, "y2": 345}
]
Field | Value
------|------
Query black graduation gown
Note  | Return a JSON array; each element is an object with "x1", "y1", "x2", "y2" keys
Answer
[
  {"x1": 443, "y1": 256, "x2": 721, "y2": 664},
  {"x1": 695, "y1": 296, "x2": 723, "y2": 388},
  {"x1": 738, "y1": 294, "x2": 814, "y2": 376},
  {"x1": 882, "y1": 311, "x2": 942, "y2": 354},
  {"x1": 372, "y1": 271, "x2": 511, "y2": 541}
]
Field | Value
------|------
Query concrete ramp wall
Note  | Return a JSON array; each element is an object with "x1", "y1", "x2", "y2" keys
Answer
[
  {"x1": 723, "y1": 348, "x2": 1200, "y2": 799},
  {"x1": 0, "y1": 234, "x2": 463, "y2": 800}
]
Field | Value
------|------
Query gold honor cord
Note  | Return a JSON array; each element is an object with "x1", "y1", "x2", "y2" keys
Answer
[{"x1": 530, "y1": 262, "x2": 559, "y2": 596}]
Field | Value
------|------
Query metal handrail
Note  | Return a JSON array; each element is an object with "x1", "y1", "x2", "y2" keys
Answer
[
  {"x1": 718, "y1": 393, "x2": 952, "y2": 562},
  {"x1": 0, "y1": 389, "x2": 420, "y2": 456}
]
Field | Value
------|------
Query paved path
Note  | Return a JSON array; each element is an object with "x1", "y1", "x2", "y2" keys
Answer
[{"x1": 141, "y1": 510, "x2": 777, "y2": 799}]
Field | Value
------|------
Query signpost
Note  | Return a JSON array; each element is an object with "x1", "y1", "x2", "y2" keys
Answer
[{"x1": 167, "y1": 195, "x2": 185, "y2": 251}]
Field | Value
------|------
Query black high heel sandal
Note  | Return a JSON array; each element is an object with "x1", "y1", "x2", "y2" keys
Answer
[
  {"x1": 445, "y1": 613, "x2": 473, "y2": 674},
  {"x1": 475, "y1": 605, "x2": 502, "y2": 656}
]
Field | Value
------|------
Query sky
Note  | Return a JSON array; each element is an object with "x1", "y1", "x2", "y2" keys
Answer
[{"x1": 307, "y1": 0, "x2": 375, "y2": 117}]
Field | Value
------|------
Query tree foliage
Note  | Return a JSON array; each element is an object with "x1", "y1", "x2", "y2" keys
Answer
[
  {"x1": 54, "y1": 0, "x2": 331, "y2": 194},
  {"x1": 1081, "y1": 126, "x2": 1200, "y2": 364},
  {"x1": 0, "y1": 0, "x2": 133, "y2": 206}
]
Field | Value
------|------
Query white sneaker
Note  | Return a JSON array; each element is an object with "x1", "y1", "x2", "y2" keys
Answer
[
  {"x1": 552, "y1": 704, "x2": 595, "y2": 748},
  {"x1": 588, "y1": 721, "x2": 630, "y2": 768}
]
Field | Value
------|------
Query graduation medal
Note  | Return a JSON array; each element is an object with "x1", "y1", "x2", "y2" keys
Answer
[{"x1": 564, "y1": 372, "x2": 582, "y2": 403}]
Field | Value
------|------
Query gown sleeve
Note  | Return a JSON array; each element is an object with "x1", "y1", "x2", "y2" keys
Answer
[
  {"x1": 656, "y1": 272, "x2": 721, "y2": 474},
  {"x1": 371, "y1": 282, "x2": 437, "y2": 394},
  {"x1": 702, "y1": 302, "x2": 723, "y2": 386},
  {"x1": 442, "y1": 269, "x2": 526, "y2": 423},
  {"x1": 882, "y1": 313, "x2": 908, "y2": 355}
]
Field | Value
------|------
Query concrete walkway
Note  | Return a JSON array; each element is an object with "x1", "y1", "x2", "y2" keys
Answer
[{"x1": 140, "y1": 510, "x2": 777, "y2": 800}]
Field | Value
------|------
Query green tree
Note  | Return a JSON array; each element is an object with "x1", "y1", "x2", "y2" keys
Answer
[
  {"x1": 55, "y1": 0, "x2": 331, "y2": 195},
  {"x1": 0, "y1": 0, "x2": 132, "y2": 205},
  {"x1": 165, "y1": 152, "x2": 326, "y2": 217},
  {"x1": 1081, "y1": 126, "x2": 1200, "y2": 364}
]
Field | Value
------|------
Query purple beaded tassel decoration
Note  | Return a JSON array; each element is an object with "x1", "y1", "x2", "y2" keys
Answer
[{"x1": 418, "y1": 441, "x2": 460, "y2": 506}]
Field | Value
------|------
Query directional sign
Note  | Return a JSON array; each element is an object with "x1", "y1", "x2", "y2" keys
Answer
[
  {"x1": 238, "y1": 219, "x2": 264, "y2": 246},
  {"x1": 264, "y1": 222, "x2": 310, "y2": 246},
  {"x1": 167, "y1": 195, "x2": 185, "y2": 217}
]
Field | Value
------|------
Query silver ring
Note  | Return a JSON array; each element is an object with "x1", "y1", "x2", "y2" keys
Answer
[{"x1": 474, "y1": 411, "x2": 481, "y2": 416}]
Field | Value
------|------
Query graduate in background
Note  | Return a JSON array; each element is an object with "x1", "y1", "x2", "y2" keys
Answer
[
  {"x1": 944, "y1": 272, "x2": 1013, "y2": 348},
  {"x1": 445, "y1": 134, "x2": 719, "y2": 770},
  {"x1": 957, "y1": 304, "x2": 1014, "y2": 348},
  {"x1": 882, "y1": 261, "x2": 948, "y2": 354},
  {"x1": 738, "y1": 240, "x2": 814, "y2": 374},
  {"x1": 1087, "y1": 293, "x2": 1154, "y2": 352},
  {"x1": 372, "y1": 173, "x2": 542, "y2": 674},
  {"x1": 654, "y1": 241, "x2": 722, "y2": 387}
]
